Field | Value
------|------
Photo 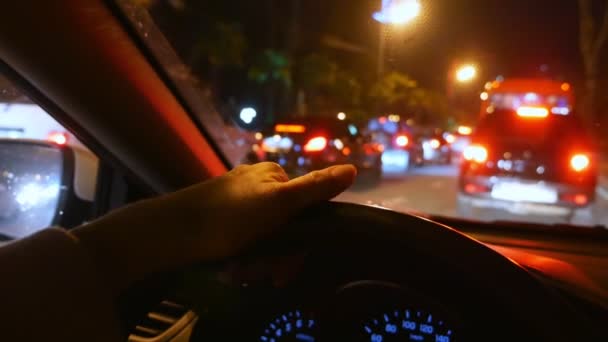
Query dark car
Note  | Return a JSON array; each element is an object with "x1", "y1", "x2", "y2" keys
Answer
[
  {"x1": 368, "y1": 129, "x2": 423, "y2": 172},
  {"x1": 417, "y1": 130, "x2": 451, "y2": 165},
  {"x1": 244, "y1": 118, "x2": 383, "y2": 179},
  {"x1": 457, "y1": 107, "x2": 598, "y2": 223}
]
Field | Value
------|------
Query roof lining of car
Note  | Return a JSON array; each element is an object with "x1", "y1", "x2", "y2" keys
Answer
[{"x1": 0, "y1": 0, "x2": 227, "y2": 193}]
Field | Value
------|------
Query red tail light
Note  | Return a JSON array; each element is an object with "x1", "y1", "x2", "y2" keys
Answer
[
  {"x1": 560, "y1": 193, "x2": 588, "y2": 206},
  {"x1": 570, "y1": 153, "x2": 590, "y2": 172},
  {"x1": 303, "y1": 136, "x2": 327, "y2": 152},
  {"x1": 463, "y1": 144, "x2": 488, "y2": 163},
  {"x1": 464, "y1": 183, "x2": 490, "y2": 194},
  {"x1": 47, "y1": 132, "x2": 68, "y2": 145},
  {"x1": 395, "y1": 135, "x2": 409, "y2": 147}
]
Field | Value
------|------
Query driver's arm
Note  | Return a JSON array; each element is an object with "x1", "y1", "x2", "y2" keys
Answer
[{"x1": 0, "y1": 163, "x2": 356, "y2": 341}]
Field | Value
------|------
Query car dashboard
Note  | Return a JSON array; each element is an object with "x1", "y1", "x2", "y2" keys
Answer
[{"x1": 125, "y1": 218, "x2": 608, "y2": 342}]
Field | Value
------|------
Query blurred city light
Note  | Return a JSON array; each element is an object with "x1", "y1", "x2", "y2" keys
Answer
[
  {"x1": 373, "y1": 0, "x2": 421, "y2": 25},
  {"x1": 337, "y1": 112, "x2": 346, "y2": 120},
  {"x1": 516, "y1": 106, "x2": 548, "y2": 118},
  {"x1": 457, "y1": 125, "x2": 473, "y2": 135},
  {"x1": 254, "y1": 132, "x2": 263, "y2": 140},
  {"x1": 388, "y1": 114, "x2": 400, "y2": 122},
  {"x1": 455, "y1": 65, "x2": 477, "y2": 83},
  {"x1": 463, "y1": 144, "x2": 488, "y2": 163},
  {"x1": 480, "y1": 92, "x2": 489, "y2": 101},
  {"x1": 395, "y1": 135, "x2": 409, "y2": 147},
  {"x1": 47, "y1": 131, "x2": 68, "y2": 145},
  {"x1": 239, "y1": 107, "x2": 257, "y2": 124},
  {"x1": 561, "y1": 82, "x2": 571, "y2": 91}
]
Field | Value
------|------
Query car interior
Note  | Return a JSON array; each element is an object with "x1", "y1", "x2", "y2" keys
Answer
[{"x1": 0, "y1": 1, "x2": 607, "y2": 341}]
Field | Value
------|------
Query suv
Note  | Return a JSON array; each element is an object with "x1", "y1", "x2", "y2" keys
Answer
[
  {"x1": 457, "y1": 107, "x2": 598, "y2": 223},
  {"x1": 244, "y1": 117, "x2": 383, "y2": 179}
]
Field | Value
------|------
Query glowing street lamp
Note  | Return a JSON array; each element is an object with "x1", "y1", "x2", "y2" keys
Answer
[
  {"x1": 239, "y1": 107, "x2": 257, "y2": 124},
  {"x1": 373, "y1": 0, "x2": 421, "y2": 76},
  {"x1": 373, "y1": 0, "x2": 421, "y2": 25},
  {"x1": 455, "y1": 65, "x2": 477, "y2": 83}
]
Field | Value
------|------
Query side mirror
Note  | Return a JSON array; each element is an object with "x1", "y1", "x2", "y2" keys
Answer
[{"x1": 0, "y1": 139, "x2": 98, "y2": 240}]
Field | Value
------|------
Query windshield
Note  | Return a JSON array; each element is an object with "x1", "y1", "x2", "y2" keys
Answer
[{"x1": 118, "y1": 0, "x2": 607, "y2": 229}]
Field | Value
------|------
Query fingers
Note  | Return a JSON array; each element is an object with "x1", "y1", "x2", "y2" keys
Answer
[{"x1": 278, "y1": 164, "x2": 357, "y2": 210}]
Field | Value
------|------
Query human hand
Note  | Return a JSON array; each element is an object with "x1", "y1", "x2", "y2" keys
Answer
[{"x1": 73, "y1": 163, "x2": 356, "y2": 295}]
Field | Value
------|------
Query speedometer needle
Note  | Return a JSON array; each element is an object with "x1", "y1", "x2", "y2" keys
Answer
[{"x1": 295, "y1": 333, "x2": 315, "y2": 342}]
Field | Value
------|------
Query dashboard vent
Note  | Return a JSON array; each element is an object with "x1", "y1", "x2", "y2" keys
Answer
[{"x1": 128, "y1": 300, "x2": 198, "y2": 342}]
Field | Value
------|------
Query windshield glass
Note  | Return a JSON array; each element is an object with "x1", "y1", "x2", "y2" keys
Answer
[{"x1": 118, "y1": 0, "x2": 607, "y2": 229}]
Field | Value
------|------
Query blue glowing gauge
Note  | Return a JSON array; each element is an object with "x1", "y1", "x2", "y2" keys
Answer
[
  {"x1": 363, "y1": 309, "x2": 453, "y2": 342},
  {"x1": 260, "y1": 310, "x2": 317, "y2": 342}
]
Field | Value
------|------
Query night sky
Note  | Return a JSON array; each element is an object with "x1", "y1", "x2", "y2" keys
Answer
[
  {"x1": 152, "y1": 0, "x2": 588, "y2": 94},
  {"x1": 322, "y1": 0, "x2": 582, "y2": 89}
]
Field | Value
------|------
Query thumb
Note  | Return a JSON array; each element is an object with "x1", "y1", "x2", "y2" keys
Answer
[{"x1": 277, "y1": 164, "x2": 357, "y2": 211}]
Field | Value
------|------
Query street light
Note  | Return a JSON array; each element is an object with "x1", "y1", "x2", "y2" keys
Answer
[
  {"x1": 373, "y1": 0, "x2": 421, "y2": 25},
  {"x1": 239, "y1": 107, "x2": 257, "y2": 124},
  {"x1": 455, "y1": 65, "x2": 477, "y2": 83},
  {"x1": 373, "y1": 0, "x2": 421, "y2": 76}
]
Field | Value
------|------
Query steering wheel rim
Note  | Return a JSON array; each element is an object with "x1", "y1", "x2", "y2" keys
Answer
[
  {"x1": 125, "y1": 202, "x2": 599, "y2": 341},
  {"x1": 241, "y1": 201, "x2": 596, "y2": 341}
]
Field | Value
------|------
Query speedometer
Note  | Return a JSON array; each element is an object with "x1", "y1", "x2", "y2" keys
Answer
[
  {"x1": 259, "y1": 310, "x2": 317, "y2": 342},
  {"x1": 363, "y1": 309, "x2": 453, "y2": 342}
]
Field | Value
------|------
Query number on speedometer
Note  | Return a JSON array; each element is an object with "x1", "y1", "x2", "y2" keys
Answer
[
  {"x1": 363, "y1": 309, "x2": 453, "y2": 342},
  {"x1": 259, "y1": 310, "x2": 317, "y2": 342}
]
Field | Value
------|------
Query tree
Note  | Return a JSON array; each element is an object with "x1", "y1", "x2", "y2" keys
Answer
[
  {"x1": 367, "y1": 72, "x2": 451, "y2": 125},
  {"x1": 190, "y1": 22, "x2": 247, "y2": 69},
  {"x1": 367, "y1": 71, "x2": 418, "y2": 111},
  {"x1": 293, "y1": 54, "x2": 362, "y2": 116},
  {"x1": 248, "y1": 50, "x2": 292, "y2": 123},
  {"x1": 578, "y1": 0, "x2": 608, "y2": 123}
]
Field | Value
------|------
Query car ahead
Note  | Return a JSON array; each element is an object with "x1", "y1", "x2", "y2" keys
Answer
[
  {"x1": 457, "y1": 107, "x2": 598, "y2": 223},
  {"x1": 445, "y1": 126, "x2": 473, "y2": 164},
  {"x1": 244, "y1": 118, "x2": 383, "y2": 179},
  {"x1": 368, "y1": 129, "x2": 423, "y2": 172},
  {"x1": 417, "y1": 131, "x2": 451, "y2": 165}
]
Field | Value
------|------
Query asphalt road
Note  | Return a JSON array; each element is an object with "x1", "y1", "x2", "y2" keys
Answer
[{"x1": 336, "y1": 163, "x2": 608, "y2": 228}]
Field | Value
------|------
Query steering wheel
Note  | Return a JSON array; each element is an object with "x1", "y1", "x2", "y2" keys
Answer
[{"x1": 123, "y1": 202, "x2": 598, "y2": 341}]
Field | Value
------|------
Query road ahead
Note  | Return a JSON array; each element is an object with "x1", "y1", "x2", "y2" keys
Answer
[{"x1": 336, "y1": 164, "x2": 608, "y2": 228}]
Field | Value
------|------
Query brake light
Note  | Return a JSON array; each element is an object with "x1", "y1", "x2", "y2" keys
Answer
[
  {"x1": 303, "y1": 136, "x2": 327, "y2": 152},
  {"x1": 275, "y1": 124, "x2": 306, "y2": 133},
  {"x1": 47, "y1": 132, "x2": 68, "y2": 145},
  {"x1": 464, "y1": 183, "x2": 489, "y2": 194},
  {"x1": 430, "y1": 139, "x2": 441, "y2": 149},
  {"x1": 463, "y1": 145, "x2": 488, "y2": 163},
  {"x1": 395, "y1": 135, "x2": 409, "y2": 147},
  {"x1": 561, "y1": 193, "x2": 588, "y2": 206},
  {"x1": 570, "y1": 154, "x2": 590, "y2": 172},
  {"x1": 516, "y1": 106, "x2": 548, "y2": 118}
]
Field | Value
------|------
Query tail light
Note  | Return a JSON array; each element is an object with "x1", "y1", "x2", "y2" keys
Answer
[
  {"x1": 516, "y1": 106, "x2": 549, "y2": 118},
  {"x1": 303, "y1": 136, "x2": 327, "y2": 152},
  {"x1": 395, "y1": 135, "x2": 409, "y2": 147},
  {"x1": 560, "y1": 193, "x2": 589, "y2": 206},
  {"x1": 464, "y1": 183, "x2": 490, "y2": 194},
  {"x1": 430, "y1": 138, "x2": 441, "y2": 149},
  {"x1": 570, "y1": 153, "x2": 590, "y2": 172},
  {"x1": 463, "y1": 144, "x2": 488, "y2": 163},
  {"x1": 47, "y1": 132, "x2": 68, "y2": 145}
]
